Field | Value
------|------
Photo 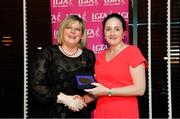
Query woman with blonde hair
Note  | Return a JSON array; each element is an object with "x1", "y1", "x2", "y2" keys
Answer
[{"x1": 30, "y1": 15, "x2": 96, "y2": 118}]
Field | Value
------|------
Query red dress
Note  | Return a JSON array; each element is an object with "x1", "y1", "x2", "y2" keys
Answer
[{"x1": 94, "y1": 45, "x2": 147, "y2": 118}]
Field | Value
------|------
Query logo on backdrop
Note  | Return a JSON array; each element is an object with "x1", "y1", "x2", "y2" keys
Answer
[
  {"x1": 52, "y1": 0, "x2": 73, "y2": 7},
  {"x1": 87, "y1": 27, "x2": 101, "y2": 39},
  {"x1": 53, "y1": 29, "x2": 57, "y2": 40},
  {"x1": 78, "y1": 0, "x2": 99, "y2": 7},
  {"x1": 104, "y1": 0, "x2": 125, "y2": 6},
  {"x1": 92, "y1": 44, "x2": 108, "y2": 54},
  {"x1": 91, "y1": 12, "x2": 108, "y2": 22},
  {"x1": 51, "y1": 12, "x2": 61, "y2": 24},
  {"x1": 66, "y1": 12, "x2": 87, "y2": 21}
]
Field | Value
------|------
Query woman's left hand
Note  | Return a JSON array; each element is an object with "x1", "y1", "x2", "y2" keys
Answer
[{"x1": 84, "y1": 83, "x2": 109, "y2": 97}]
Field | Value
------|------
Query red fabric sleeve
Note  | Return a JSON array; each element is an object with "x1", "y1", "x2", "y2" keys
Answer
[{"x1": 129, "y1": 46, "x2": 148, "y2": 69}]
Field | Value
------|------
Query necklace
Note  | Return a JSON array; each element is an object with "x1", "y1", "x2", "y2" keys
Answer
[{"x1": 60, "y1": 46, "x2": 79, "y2": 57}]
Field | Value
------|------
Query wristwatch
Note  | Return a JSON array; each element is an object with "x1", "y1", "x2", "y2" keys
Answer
[{"x1": 108, "y1": 88, "x2": 112, "y2": 96}]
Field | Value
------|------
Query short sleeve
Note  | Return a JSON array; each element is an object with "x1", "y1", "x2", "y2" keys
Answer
[{"x1": 129, "y1": 46, "x2": 148, "y2": 68}]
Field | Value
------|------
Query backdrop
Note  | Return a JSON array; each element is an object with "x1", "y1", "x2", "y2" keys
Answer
[{"x1": 50, "y1": 0, "x2": 129, "y2": 54}]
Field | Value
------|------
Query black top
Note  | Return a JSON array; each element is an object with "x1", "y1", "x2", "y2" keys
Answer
[{"x1": 29, "y1": 45, "x2": 96, "y2": 118}]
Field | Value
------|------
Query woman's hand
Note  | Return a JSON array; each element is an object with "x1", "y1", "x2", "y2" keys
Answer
[
  {"x1": 73, "y1": 95, "x2": 86, "y2": 104},
  {"x1": 57, "y1": 93, "x2": 86, "y2": 112},
  {"x1": 84, "y1": 83, "x2": 109, "y2": 97}
]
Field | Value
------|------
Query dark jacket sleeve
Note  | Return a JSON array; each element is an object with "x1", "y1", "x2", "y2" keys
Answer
[
  {"x1": 83, "y1": 49, "x2": 96, "y2": 74},
  {"x1": 30, "y1": 46, "x2": 58, "y2": 103},
  {"x1": 88, "y1": 50, "x2": 96, "y2": 74}
]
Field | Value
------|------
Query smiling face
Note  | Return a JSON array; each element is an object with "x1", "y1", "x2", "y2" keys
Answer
[
  {"x1": 56, "y1": 15, "x2": 87, "y2": 48},
  {"x1": 104, "y1": 17, "x2": 125, "y2": 47},
  {"x1": 63, "y1": 21, "x2": 83, "y2": 47}
]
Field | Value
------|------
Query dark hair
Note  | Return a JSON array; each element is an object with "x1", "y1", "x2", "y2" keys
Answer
[{"x1": 103, "y1": 13, "x2": 126, "y2": 31}]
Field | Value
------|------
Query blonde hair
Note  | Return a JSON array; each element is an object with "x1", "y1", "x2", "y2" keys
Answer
[{"x1": 56, "y1": 15, "x2": 87, "y2": 48}]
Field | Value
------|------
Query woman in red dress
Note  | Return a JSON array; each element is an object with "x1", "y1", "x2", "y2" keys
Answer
[{"x1": 84, "y1": 13, "x2": 147, "y2": 118}]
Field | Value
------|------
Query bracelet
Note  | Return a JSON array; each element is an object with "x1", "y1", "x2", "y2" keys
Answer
[{"x1": 108, "y1": 88, "x2": 112, "y2": 96}]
